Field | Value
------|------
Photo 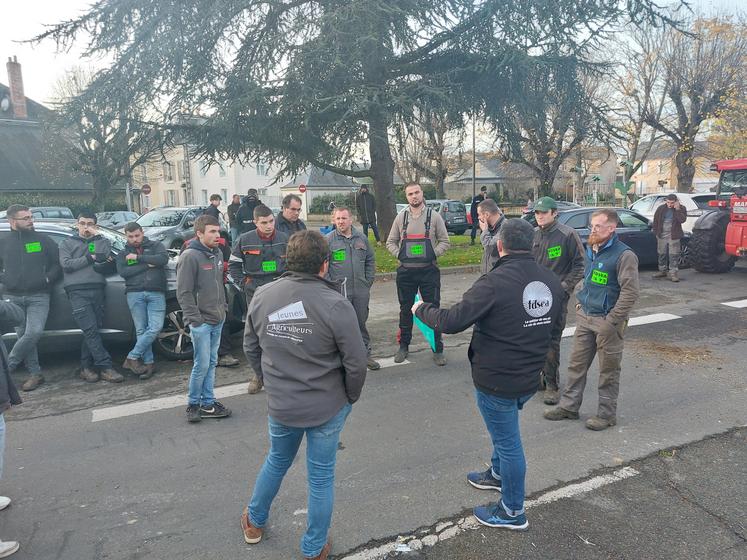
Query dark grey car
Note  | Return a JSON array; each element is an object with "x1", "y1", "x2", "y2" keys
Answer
[
  {"x1": 136, "y1": 206, "x2": 228, "y2": 250},
  {"x1": 0, "y1": 220, "x2": 246, "y2": 361}
]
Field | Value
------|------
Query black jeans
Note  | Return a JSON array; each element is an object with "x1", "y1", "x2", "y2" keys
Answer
[
  {"x1": 396, "y1": 265, "x2": 443, "y2": 352},
  {"x1": 68, "y1": 288, "x2": 113, "y2": 370},
  {"x1": 542, "y1": 292, "x2": 570, "y2": 390},
  {"x1": 362, "y1": 222, "x2": 380, "y2": 242},
  {"x1": 470, "y1": 222, "x2": 479, "y2": 241}
]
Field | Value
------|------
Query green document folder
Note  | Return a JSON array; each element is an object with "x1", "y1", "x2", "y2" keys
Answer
[{"x1": 413, "y1": 293, "x2": 437, "y2": 352}]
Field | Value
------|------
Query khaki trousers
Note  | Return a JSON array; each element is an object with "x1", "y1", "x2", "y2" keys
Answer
[{"x1": 558, "y1": 309, "x2": 627, "y2": 419}]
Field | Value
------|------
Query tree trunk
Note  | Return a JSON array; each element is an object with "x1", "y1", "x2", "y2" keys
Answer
[
  {"x1": 674, "y1": 142, "x2": 696, "y2": 193},
  {"x1": 435, "y1": 168, "x2": 446, "y2": 199},
  {"x1": 368, "y1": 111, "x2": 396, "y2": 238},
  {"x1": 91, "y1": 177, "x2": 109, "y2": 212},
  {"x1": 538, "y1": 168, "x2": 555, "y2": 197}
]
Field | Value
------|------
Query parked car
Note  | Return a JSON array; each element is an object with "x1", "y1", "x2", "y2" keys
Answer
[
  {"x1": 426, "y1": 199, "x2": 468, "y2": 235},
  {"x1": 396, "y1": 203, "x2": 408, "y2": 214},
  {"x1": 522, "y1": 207, "x2": 690, "y2": 268},
  {"x1": 0, "y1": 220, "x2": 246, "y2": 361},
  {"x1": 0, "y1": 206, "x2": 74, "y2": 220},
  {"x1": 96, "y1": 211, "x2": 139, "y2": 229},
  {"x1": 135, "y1": 206, "x2": 228, "y2": 250},
  {"x1": 522, "y1": 200, "x2": 581, "y2": 215},
  {"x1": 629, "y1": 192, "x2": 730, "y2": 234}
]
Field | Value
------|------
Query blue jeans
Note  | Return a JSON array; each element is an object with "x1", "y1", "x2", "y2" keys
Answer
[
  {"x1": 187, "y1": 321, "x2": 223, "y2": 406},
  {"x1": 475, "y1": 389, "x2": 533, "y2": 516},
  {"x1": 230, "y1": 227, "x2": 240, "y2": 245},
  {"x1": 6, "y1": 293, "x2": 50, "y2": 374},
  {"x1": 249, "y1": 403, "x2": 352, "y2": 558},
  {"x1": 126, "y1": 291, "x2": 166, "y2": 364},
  {"x1": 0, "y1": 413, "x2": 5, "y2": 480}
]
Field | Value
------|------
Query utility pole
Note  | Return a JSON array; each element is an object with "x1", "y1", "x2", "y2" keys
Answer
[{"x1": 472, "y1": 116, "x2": 476, "y2": 201}]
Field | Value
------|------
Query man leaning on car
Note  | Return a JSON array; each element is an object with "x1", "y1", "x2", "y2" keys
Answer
[
  {"x1": 59, "y1": 211, "x2": 124, "y2": 384},
  {"x1": 0, "y1": 205, "x2": 62, "y2": 391}
]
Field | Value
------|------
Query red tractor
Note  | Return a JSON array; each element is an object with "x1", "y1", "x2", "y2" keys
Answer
[{"x1": 689, "y1": 158, "x2": 747, "y2": 273}]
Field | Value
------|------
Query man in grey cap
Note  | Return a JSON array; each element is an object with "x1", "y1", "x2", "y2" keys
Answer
[
  {"x1": 530, "y1": 196, "x2": 586, "y2": 405},
  {"x1": 652, "y1": 193, "x2": 686, "y2": 282}
]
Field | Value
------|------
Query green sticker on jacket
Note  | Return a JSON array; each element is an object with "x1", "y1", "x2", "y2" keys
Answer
[
  {"x1": 591, "y1": 269, "x2": 608, "y2": 285},
  {"x1": 332, "y1": 249, "x2": 346, "y2": 262},
  {"x1": 88, "y1": 242, "x2": 96, "y2": 253},
  {"x1": 127, "y1": 258, "x2": 138, "y2": 266},
  {"x1": 547, "y1": 245, "x2": 562, "y2": 259},
  {"x1": 262, "y1": 260, "x2": 278, "y2": 272},
  {"x1": 410, "y1": 243, "x2": 425, "y2": 256},
  {"x1": 25, "y1": 242, "x2": 42, "y2": 254}
]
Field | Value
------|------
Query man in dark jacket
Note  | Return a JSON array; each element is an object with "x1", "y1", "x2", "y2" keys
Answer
[
  {"x1": 229, "y1": 204, "x2": 289, "y2": 394},
  {"x1": 355, "y1": 185, "x2": 380, "y2": 243},
  {"x1": 470, "y1": 186, "x2": 488, "y2": 244},
  {"x1": 235, "y1": 189, "x2": 263, "y2": 235},
  {"x1": 116, "y1": 223, "x2": 169, "y2": 380},
  {"x1": 241, "y1": 230, "x2": 366, "y2": 560},
  {"x1": 0, "y1": 300, "x2": 23, "y2": 557},
  {"x1": 0, "y1": 205, "x2": 61, "y2": 391},
  {"x1": 275, "y1": 193, "x2": 307, "y2": 235},
  {"x1": 413, "y1": 219, "x2": 563, "y2": 532},
  {"x1": 59, "y1": 211, "x2": 123, "y2": 384},
  {"x1": 227, "y1": 194, "x2": 242, "y2": 242},
  {"x1": 531, "y1": 196, "x2": 586, "y2": 405},
  {"x1": 204, "y1": 193, "x2": 223, "y2": 221},
  {"x1": 652, "y1": 193, "x2": 687, "y2": 282},
  {"x1": 177, "y1": 215, "x2": 232, "y2": 423}
]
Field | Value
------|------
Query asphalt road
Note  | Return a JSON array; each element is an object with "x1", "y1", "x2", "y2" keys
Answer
[{"x1": 1, "y1": 263, "x2": 746, "y2": 559}]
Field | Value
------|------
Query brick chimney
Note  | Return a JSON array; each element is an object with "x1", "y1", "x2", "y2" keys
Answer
[{"x1": 6, "y1": 56, "x2": 28, "y2": 120}]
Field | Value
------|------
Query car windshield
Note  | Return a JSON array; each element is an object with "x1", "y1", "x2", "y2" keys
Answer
[
  {"x1": 137, "y1": 209, "x2": 185, "y2": 227},
  {"x1": 720, "y1": 170, "x2": 747, "y2": 192},
  {"x1": 447, "y1": 202, "x2": 465, "y2": 212}
]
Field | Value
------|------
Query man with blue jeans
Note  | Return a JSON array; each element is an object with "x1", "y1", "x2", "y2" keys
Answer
[
  {"x1": 176, "y1": 214, "x2": 232, "y2": 423},
  {"x1": 414, "y1": 219, "x2": 562, "y2": 530},
  {"x1": 0, "y1": 205, "x2": 62, "y2": 392},
  {"x1": 116, "y1": 223, "x2": 169, "y2": 380},
  {"x1": 242, "y1": 230, "x2": 367, "y2": 559}
]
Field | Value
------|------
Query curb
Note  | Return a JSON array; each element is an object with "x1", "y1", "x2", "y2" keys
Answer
[{"x1": 374, "y1": 264, "x2": 481, "y2": 282}]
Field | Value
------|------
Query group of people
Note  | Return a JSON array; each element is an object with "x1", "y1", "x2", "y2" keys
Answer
[{"x1": 0, "y1": 183, "x2": 645, "y2": 559}]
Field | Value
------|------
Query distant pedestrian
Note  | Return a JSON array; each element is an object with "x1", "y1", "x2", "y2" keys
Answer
[
  {"x1": 227, "y1": 194, "x2": 242, "y2": 243},
  {"x1": 177, "y1": 214, "x2": 232, "y2": 423},
  {"x1": 0, "y1": 299, "x2": 24, "y2": 558},
  {"x1": 116, "y1": 223, "x2": 169, "y2": 380},
  {"x1": 275, "y1": 193, "x2": 307, "y2": 235},
  {"x1": 236, "y1": 189, "x2": 263, "y2": 235},
  {"x1": 413, "y1": 219, "x2": 563, "y2": 531},
  {"x1": 476, "y1": 198, "x2": 505, "y2": 274},
  {"x1": 652, "y1": 193, "x2": 686, "y2": 282},
  {"x1": 59, "y1": 211, "x2": 123, "y2": 384},
  {"x1": 204, "y1": 193, "x2": 222, "y2": 221},
  {"x1": 228, "y1": 205, "x2": 288, "y2": 394},
  {"x1": 544, "y1": 209, "x2": 639, "y2": 431},
  {"x1": 0, "y1": 205, "x2": 61, "y2": 391},
  {"x1": 326, "y1": 207, "x2": 379, "y2": 370},
  {"x1": 356, "y1": 185, "x2": 380, "y2": 243},
  {"x1": 530, "y1": 197, "x2": 586, "y2": 405},
  {"x1": 241, "y1": 230, "x2": 367, "y2": 559},
  {"x1": 386, "y1": 182, "x2": 450, "y2": 365},
  {"x1": 470, "y1": 186, "x2": 488, "y2": 245}
]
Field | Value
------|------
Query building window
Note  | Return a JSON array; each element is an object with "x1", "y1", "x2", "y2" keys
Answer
[
  {"x1": 221, "y1": 188, "x2": 228, "y2": 202},
  {"x1": 163, "y1": 162, "x2": 174, "y2": 182},
  {"x1": 219, "y1": 165, "x2": 226, "y2": 177},
  {"x1": 256, "y1": 163, "x2": 268, "y2": 176},
  {"x1": 140, "y1": 166, "x2": 148, "y2": 182},
  {"x1": 199, "y1": 162, "x2": 208, "y2": 177},
  {"x1": 201, "y1": 190, "x2": 208, "y2": 205},
  {"x1": 258, "y1": 188, "x2": 268, "y2": 195},
  {"x1": 166, "y1": 190, "x2": 177, "y2": 206}
]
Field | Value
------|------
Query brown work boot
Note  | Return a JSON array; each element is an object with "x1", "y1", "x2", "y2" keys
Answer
[
  {"x1": 139, "y1": 363, "x2": 155, "y2": 380},
  {"x1": 122, "y1": 357, "x2": 146, "y2": 375},
  {"x1": 669, "y1": 271, "x2": 680, "y2": 283},
  {"x1": 240, "y1": 507, "x2": 263, "y2": 544},
  {"x1": 652, "y1": 270, "x2": 668, "y2": 279},
  {"x1": 585, "y1": 416, "x2": 617, "y2": 431},
  {"x1": 542, "y1": 388, "x2": 560, "y2": 405},
  {"x1": 218, "y1": 355, "x2": 240, "y2": 367},
  {"x1": 247, "y1": 375, "x2": 263, "y2": 394},
  {"x1": 79, "y1": 368, "x2": 100, "y2": 383},
  {"x1": 305, "y1": 541, "x2": 332, "y2": 560},
  {"x1": 21, "y1": 373, "x2": 45, "y2": 392},
  {"x1": 100, "y1": 368, "x2": 125, "y2": 383},
  {"x1": 543, "y1": 407, "x2": 579, "y2": 421}
]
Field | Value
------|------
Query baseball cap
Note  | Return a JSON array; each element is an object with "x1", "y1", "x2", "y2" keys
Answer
[{"x1": 534, "y1": 197, "x2": 558, "y2": 212}]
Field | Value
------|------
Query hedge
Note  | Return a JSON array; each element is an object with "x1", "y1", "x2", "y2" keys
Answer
[{"x1": 0, "y1": 192, "x2": 128, "y2": 216}]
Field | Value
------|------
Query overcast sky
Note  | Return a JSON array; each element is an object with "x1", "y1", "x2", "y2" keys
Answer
[{"x1": 1, "y1": 0, "x2": 743, "y2": 105}]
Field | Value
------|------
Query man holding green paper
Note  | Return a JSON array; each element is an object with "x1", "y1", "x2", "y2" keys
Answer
[
  {"x1": 229, "y1": 204, "x2": 288, "y2": 394},
  {"x1": 0, "y1": 205, "x2": 61, "y2": 391},
  {"x1": 530, "y1": 197, "x2": 586, "y2": 405}
]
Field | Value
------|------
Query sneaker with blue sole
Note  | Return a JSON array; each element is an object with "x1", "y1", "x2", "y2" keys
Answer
[
  {"x1": 473, "y1": 503, "x2": 528, "y2": 531},
  {"x1": 467, "y1": 468, "x2": 502, "y2": 491}
]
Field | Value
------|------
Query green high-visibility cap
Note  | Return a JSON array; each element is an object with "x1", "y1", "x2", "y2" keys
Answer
[{"x1": 534, "y1": 197, "x2": 558, "y2": 211}]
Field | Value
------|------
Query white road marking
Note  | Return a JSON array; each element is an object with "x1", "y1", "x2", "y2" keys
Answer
[
  {"x1": 91, "y1": 356, "x2": 409, "y2": 422},
  {"x1": 339, "y1": 467, "x2": 640, "y2": 560},
  {"x1": 722, "y1": 299, "x2": 747, "y2": 308},
  {"x1": 562, "y1": 312, "x2": 681, "y2": 338}
]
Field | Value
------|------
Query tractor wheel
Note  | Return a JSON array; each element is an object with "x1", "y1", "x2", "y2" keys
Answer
[{"x1": 689, "y1": 213, "x2": 737, "y2": 273}]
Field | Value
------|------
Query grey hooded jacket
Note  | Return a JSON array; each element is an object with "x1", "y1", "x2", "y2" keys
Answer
[
  {"x1": 59, "y1": 234, "x2": 113, "y2": 291},
  {"x1": 176, "y1": 239, "x2": 227, "y2": 327},
  {"x1": 244, "y1": 271, "x2": 367, "y2": 427}
]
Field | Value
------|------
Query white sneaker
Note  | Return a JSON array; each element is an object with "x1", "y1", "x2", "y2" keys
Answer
[
  {"x1": 0, "y1": 540, "x2": 19, "y2": 558},
  {"x1": 0, "y1": 497, "x2": 9, "y2": 511}
]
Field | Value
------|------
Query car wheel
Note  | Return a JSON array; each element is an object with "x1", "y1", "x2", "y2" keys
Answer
[
  {"x1": 154, "y1": 302, "x2": 194, "y2": 360},
  {"x1": 170, "y1": 239, "x2": 183, "y2": 250},
  {"x1": 455, "y1": 229, "x2": 467, "y2": 236},
  {"x1": 678, "y1": 239, "x2": 691, "y2": 270}
]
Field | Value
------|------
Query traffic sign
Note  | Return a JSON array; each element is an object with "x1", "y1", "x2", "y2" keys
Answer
[
  {"x1": 299, "y1": 184, "x2": 307, "y2": 193},
  {"x1": 141, "y1": 184, "x2": 152, "y2": 195}
]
